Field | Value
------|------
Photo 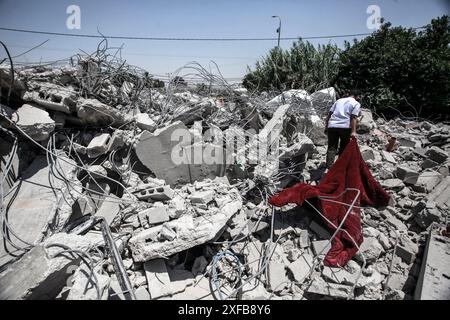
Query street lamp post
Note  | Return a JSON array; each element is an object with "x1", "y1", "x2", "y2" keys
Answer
[{"x1": 272, "y1": 15, "x2": 281, "y2": 49}]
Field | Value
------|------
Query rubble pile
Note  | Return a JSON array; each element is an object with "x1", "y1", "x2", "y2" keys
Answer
[{"x1": 0, "y1": 49, "x2": 449, "y2": 300}]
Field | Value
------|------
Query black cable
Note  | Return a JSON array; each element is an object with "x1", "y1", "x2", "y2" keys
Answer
[{"x1": 0, "y1": 26, "x2": 426, "y2": 42}]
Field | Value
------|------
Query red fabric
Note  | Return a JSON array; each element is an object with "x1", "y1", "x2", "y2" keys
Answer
[{"x1": 269, "y1": 137, "x2": 390, "y2": 267}]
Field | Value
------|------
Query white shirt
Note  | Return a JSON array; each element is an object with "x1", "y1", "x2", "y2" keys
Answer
[{"x1": 328, "y1": 97, "x2": 361, "y2": 128}]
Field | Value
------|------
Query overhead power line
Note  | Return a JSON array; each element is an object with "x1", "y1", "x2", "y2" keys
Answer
[{"x1": 0, "y1": 26, "x2": 426, "y2": 41}]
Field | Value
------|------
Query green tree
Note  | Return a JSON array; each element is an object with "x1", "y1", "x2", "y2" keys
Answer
[
  {"x1": 336, "y1": 15, "x2": 450, "y2": 119},
  {"x1": 243, "y1": 40, "x2": 340, "y2": 93}
]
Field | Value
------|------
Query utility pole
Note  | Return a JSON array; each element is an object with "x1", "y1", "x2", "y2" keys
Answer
[
  {"x1": 271, "y1": 16, "x2": 283, "y2": 94},
  {"x1": 272, "y1": 15, "x2": 281, "y2": 49}
]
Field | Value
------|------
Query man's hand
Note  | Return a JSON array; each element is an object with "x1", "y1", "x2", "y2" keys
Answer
[{"x1": 351, "y1": 131, "x2": 357, "y2": 138}]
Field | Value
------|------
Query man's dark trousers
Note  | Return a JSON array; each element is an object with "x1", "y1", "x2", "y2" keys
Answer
[{"x1": 326, "y1": 128, "x2": 351, "y2": 168}]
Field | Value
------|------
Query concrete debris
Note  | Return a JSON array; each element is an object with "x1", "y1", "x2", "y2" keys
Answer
[
  {"x1": 357, "y1": 108, "x2": 377, "y2": 133},
  {"x1": 67, "y1": 264, "x2": 110, "y2": 300},
  {"x1": 11, "y1": 103, "x2": 55, "y2": 141},
  {"x1": 306, "y1": 277, "x2": 353, "y2": 299},
  {"x1": 414, "y1": 228, "x2": 450, "y2": 300},
  {"x1": 1, "y1": 57, "x2": 449, "y2": 302},
  {"x1": 0, "y1": 154, "x2": 81, "y2": 269},
  {"x1": 287, "y1": 253, "x2": 314, "y2": 284},
  {"x1": 135, "y1": 113, "x2": 156, "y2": 132},
  {"x1": 135, "y1": 121, "x2": 191, "y2": 186},
  {"x1": 0, "y1": 233, "x2": 93, "y2": 300},
  {"x1": 425, "y1": 146, "x2": 448, "y2": 164},
  {"x1": 86, "y1": 133, "x2": 111, "y2": 158}
]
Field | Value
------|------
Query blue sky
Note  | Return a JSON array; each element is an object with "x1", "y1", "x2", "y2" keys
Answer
[{"x1": 0, "y1": 0, "x2": 448, "y2": 80}]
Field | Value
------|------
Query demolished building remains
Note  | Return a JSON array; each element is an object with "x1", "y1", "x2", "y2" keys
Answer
[{"x1": 0, "y1": 44, "x2": 449, "y2": 301}]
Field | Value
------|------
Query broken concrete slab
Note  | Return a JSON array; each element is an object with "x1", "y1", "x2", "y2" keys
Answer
[
  {"x1": 428, "y1": 176, "x2": 450, "y2": 208},
  {"x1": 312, "y1": 240, "x2": 331, "y2": 257},
  {"x1": 0, "y1": 154, "x2": 81, "y2": 269},
  {"x1": 135, "y1": 121, "x2": 191, "y2": 186},
  {"x1": 11, "y1": 103, "x2": 55, "y2": 141},
  {"x1": 190, "y1": 190, "x2": 214, "y2": 204},
  {"x1": 86, "y1": 133, "x2": 111, "y2": 158},
  {"x1": 311, "y1": 87, "x2": 336, "y2": 110},
  {"x1": 357, "y1": 109, "x2": 376, "y2": 134},
  {"x1": 414, "y1": 171, "x2": 443, "y2": 193},
  {"x1": 76, "y1": 98, "x2": 130, "y2": 127},
  {"x1": 67, "y1": 264, "x2": 110, "y2": 300},
  {"x1": 381, "y1": 178, "x2": 405, "y2": 190},
  {"x1": 306, "y1": 277, "x2": 353, "y2": 299},
  {"x1": 0, "y1": 233, "x2": 93, "y2": 300},
  {"x1": 322, "y1": 266, "x2": 358, "y2": 286},
  {"x1": 143, "y1": 259, "x2": 171, "y2": 299},
  {"x1": 414, "y1": 229, "x2": 450, "y2": 300},
  {"x1": 143, "y1": 259, "x2": 195, "y2": 299},
  {"x1": 23, "y1": 81, "x2": 77, "y2": 114},
  {"x1": 267, "y1": 260, "x2": 288, "y2": 292}
]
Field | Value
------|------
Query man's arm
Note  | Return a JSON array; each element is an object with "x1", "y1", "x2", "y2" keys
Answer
[
  {"x1": 324, "y1": 112, "x2": 332, "y2": 133},
  {"x1": 350, "y1": 115, "x2": 358, "y2": 137}
]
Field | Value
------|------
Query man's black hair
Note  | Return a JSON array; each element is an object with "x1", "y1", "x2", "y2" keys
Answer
[{"x1": 348, "y1": 88, "x2": 361, "y2": 100}]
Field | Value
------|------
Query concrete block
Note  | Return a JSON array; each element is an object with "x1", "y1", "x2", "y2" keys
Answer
[
  {"x1": 425, "y1": 146, "x2": 448, "y2": 164},
  {"x1": 190, "y1": 190, "x2": 214, "y2": 204},
  {"x1": 87, "y1": 133, "x2": 111, "y2": 158},
  {"x1": 134, "y1": 185, "x2": 174, "y2": 201},
  {"x1": 144, "y1": 206, "x2": 170, "y2": 225},
  {"x1": 287, "y1": 253, "x2": 313, "y2": 284},
  {"x1": 396, "y1": 165, "x2": 419, "y2": 185},
  {"x1": 306, "y1": 278, "x2": 353, "y2": 299},
  {"x1": 395, "y1": 245, "x2": 417, "y2": 264},
  {"x1": 135, "y1": 113, "x2": 156, "y2": 132},
  {"x1": 76, "y1": 98, "x2": 130, "y2": 127},
  {"x1": 143, "y1": 259, "x2": 171, "y2": 299},
  {"x1": 381, "y1": 178, "x2": 405, "y2": 189},
  {"x1": 421, "y1": 158, "x2": 439, "y2": 169}
]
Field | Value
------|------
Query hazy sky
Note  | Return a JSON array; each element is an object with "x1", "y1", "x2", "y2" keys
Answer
[{"x1": 0, "y1": 0, "x2": 448, "y2": 80}]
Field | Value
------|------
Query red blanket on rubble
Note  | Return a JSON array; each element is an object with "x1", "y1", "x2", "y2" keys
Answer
[{"x1": 269, "y1": 137, "x2": 391, "y2": 267}]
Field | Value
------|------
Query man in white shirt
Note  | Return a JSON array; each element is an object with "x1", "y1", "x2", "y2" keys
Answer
[{"x1": 324, "y1": 91, "x2": 361, "y2": 168}]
